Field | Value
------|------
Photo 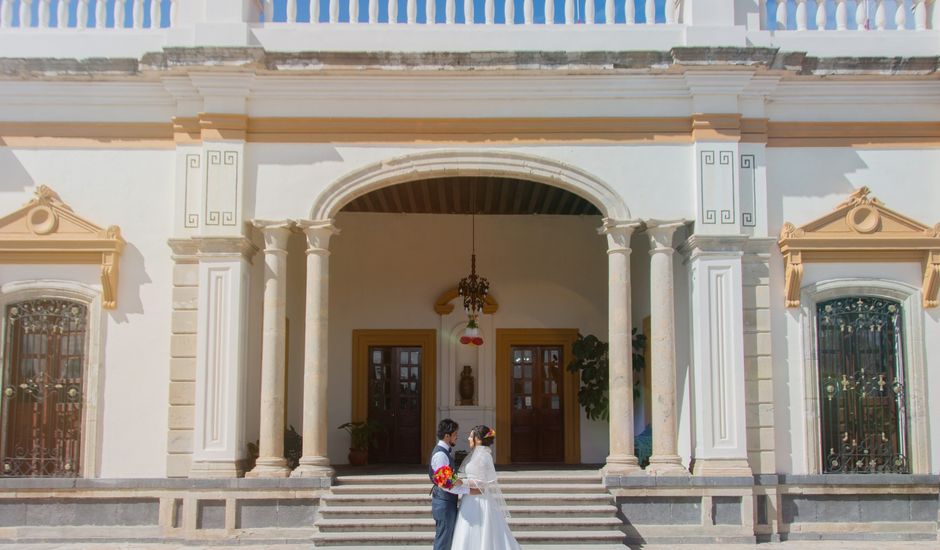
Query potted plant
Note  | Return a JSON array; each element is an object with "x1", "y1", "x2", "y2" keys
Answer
[
  {"x1": 337, "y1": 420, "x2": 382, "y2": 466},
  {"x1": 566, "y1": 329, "x2": 646, "y2": 421}
]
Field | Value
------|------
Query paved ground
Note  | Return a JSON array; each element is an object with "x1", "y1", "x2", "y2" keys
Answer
[{"x1": 3, "y1": 542, "x2": 939, "y2": 549}]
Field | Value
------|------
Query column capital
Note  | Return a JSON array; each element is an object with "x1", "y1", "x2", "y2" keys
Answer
[
  {"x1": 250, "y1": 219, "x2": 294, "y2": 252},
  {"x1": 295, "y1": 219, "x2": 340, "y2": 254},
  {"x1": 645, "y1": 219, "x2": 688, "y2": 252},
  {"x1": 598, "y1": 218, "x2": 641, "y2": 252}
]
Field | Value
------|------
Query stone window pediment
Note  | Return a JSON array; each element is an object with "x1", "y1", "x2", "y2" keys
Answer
[
  {"x1": 0, "y1": 186, "x2": 124, "y2": 309},
  {"x1": 779, "y1": 187, "x2": 940, "y2": 308}
]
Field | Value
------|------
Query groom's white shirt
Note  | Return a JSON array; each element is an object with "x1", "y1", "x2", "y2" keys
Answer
[{"x1": 431, "y1": 439, "x2": 470, "y2": 495}]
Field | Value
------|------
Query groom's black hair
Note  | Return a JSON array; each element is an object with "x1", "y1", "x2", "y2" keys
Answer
[
  {"x1": 471, "y1": 425, "x2": 495, "y2": 447},
  {"x1": 437, "y1": 418, "x2": 459, "y2": 440}
]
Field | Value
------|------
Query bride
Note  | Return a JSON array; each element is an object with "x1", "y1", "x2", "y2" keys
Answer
[{"x1": 450, "y1": 425, "x2": 521, "y2": 550}]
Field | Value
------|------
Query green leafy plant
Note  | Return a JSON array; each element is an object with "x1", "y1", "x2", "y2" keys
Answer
[
  {"x1": 337, "y1": 420, "x2": 382, "y2": 451},
  {"x1": 567, "y1": 329, "x2": 647, "y2": 421},
  {"x1": 246, "y1": 424, "x2": 303, "y2": 470}
]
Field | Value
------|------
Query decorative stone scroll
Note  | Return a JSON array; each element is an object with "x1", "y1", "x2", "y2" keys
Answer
[
  {"x1": 779, "y1": 187, "x2": 940, "y2": 308},
  {"x1": 0, "y1": 186, "x2": 125, "y2": 308}
]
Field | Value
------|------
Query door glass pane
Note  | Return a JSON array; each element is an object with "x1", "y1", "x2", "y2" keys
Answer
[
  {"x1": 411, "y1": 351, "x2": 419, "y2": 364},
  {"x1": 400, "y1": 351, "x2": 409, "y2": 364},
  {"x1": 513, "y1": 364, "x2": 522, "y2": 379},
  {"x1": 372, "y1": 349, "x2": 382, "y2": 364}
]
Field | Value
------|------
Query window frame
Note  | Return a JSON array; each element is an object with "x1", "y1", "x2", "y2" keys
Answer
[
  {"x1": 0, "y1": 280, "x2": 102, "y2": 478},
  {"x1": 800, "y1": 279, "x2": 929, "y2": 475}
]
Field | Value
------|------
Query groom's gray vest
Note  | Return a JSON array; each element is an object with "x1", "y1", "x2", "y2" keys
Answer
[{"x1": 429, "y1": 444, "x2": 458, "y2": 504}]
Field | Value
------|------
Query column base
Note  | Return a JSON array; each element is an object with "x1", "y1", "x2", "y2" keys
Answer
[
  {"x1": 245, "y1": 457, "x2": 291, "y2": 478},
  {"x1": 691, "y1": 457, "x2": 752, "y2": 477},
  {"x1": 291, "y1": 456, "x2": 334, "y2": 479},
  {"x1": 646, "y1": 455, "x2": 689, "y2": 475},
  {"x1": 603, "y1": 455, "x2": 643, "y2": 476},
  {"x1": 189, "y1": 459, "x2": 247, "y2": 479}
]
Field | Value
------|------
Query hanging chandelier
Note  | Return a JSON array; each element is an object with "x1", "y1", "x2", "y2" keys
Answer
[{"x1": 458, "y1": 212, "x2": 489, "y2": 346}]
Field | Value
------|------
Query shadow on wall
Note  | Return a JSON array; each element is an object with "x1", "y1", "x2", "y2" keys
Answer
[
  {"x1": 765, "y1": 148, "x2": 865, "y2": 232},
  {"x1": 0, "y1": 147, "x2": 36, "y2": 193},
  {"x1": 107, "y1": 242, "x2": 150, "y2": 323}
]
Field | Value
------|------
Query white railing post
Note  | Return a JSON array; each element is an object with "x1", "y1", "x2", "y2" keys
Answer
[
  {"x1": 351, "y1": 0, "x2": 360, "y2": 23},
  {"x1": 96, "y1": 0, "x2": 107, "y2": 28},
  {"x1": 545, "y1": 0, "x2": 554, "y2": 24},
  {"x1": 604, "y1": 0, "x2": 613, "y2": 24},
  {"x1": 369, "y1": 0, "x2": 378, "y2": 23},
  {"x1": 523, "y1": 0, "x2": 532, "y2": 24},
  {"x1": 775, "y1": 0, "x2": 787, "y2": 29},
  {"x1": 1, "y1": 0, "x2": 11, "y2": 28},
  {"x1": 330, "y1": 0, "x2": 339, "y2": 23},
  {"x1": 261, "y1": 0, "x2": 273, "y2": 22},
  {"x1": 795, "y1": 0, "x2": 807, "y2": 30},
  {"x1": 624, "y1": 0, "x2": 634, "y2": 23},
  {"x1": 38, "y1": 0, "x2": 50, "y2": 28},
  {"x1": 913, "y1": 0, "x2": 927, "y2": 30},
  {"x1": 133, "y1": 0, "x2": 143, "y2": 28},
  {"x1": 585, "y1": 0, "x2": 594, "y2": 23},
  {"x1": 149, "y1": 0, "x2": 159, "y2": 27},
  {"x1": 426, "y1": 0, "x2": 434, "y2": 23},
  {"x1": 312, "y1": 0, "x2": 320, "y2": 23},
  {"x1": 78, "y1": 0, "x2": 89, "y2": 28},
  {"x1": 815, "y1": 0, "x2": 826, "y2": 29},
  {"x1": 389, "y1": 0, "x2": 398, "y2": 24},
  {"x1": 504, "y1": 0, "x2": 514, "y2": 24},
  {"x1": 875, "y1": 0, "x2": 886, "y2": 29},
  {"x1": 115, "y1": 0, "x2": 125, "y2": 28},
  {"x1": 835, "y1": 0, "x2": 847, "y2": 29},
  {"x1": 407, "y1": 0, "x2": 416, "y2": 23},
  {"x1": 666, "y1": 0, "x2": 679, "y2": 24},
  {"x1": 485, "y1": 0, "x2": 494, "y2": 23},
  {"x1": 445, "y1": 0, "x2": 454, "y2": 23},
  {"x1": 464, "y1": 0, "x2": 473, "y2": 24},
  {"x1": 564, "y1": 0, "x2": 573, "y2": 23},
  {"x1": 895, "y1": 0, "x2": 907, "y2": 29},
  {"x1": 645, "y1": 0, "x2": 654, "y2": 24},
  {"x1": 856, "y1": 0, "x2": 868, "y2": 29},
  {"x1": 20, "y1": 0, "x2": 33, "y2": 28},
  {"x1": 285, "y1": 0, "x2": 296, "y2": 22}
]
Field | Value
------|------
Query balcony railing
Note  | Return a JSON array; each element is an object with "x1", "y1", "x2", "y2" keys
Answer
[{"x1": 0, "y1": 0, "x2": 935, "y2": 59}]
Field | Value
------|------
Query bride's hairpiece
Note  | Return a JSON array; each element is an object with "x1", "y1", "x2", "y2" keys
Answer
[{"x1": 485, "y1": 428, "x2": 495, "y2": 439}]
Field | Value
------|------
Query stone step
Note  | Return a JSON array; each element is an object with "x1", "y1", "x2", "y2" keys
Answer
[
  {"x1": 322, "y1": 492, "x2": 614, "y2": 507},
  {"x1": 319, "y1": 504, "x2": 619, "y2": 519},
  {"x1": 330, "y1": 482, "x2": 609, "y2": 495},
  {"x1": 313, "y1": 529, "x2": 625, "y2": 546},
  {"x1": 316, "y1": 516, "x2": 624, "y2": 533},
  {"x1": 334, "y1": 473, "x2": 603, "y2": 486}
]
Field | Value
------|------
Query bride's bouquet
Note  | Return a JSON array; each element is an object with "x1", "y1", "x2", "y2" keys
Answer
[{"x1": 432, "y1": 464, "x2": 459, "y2": 489}]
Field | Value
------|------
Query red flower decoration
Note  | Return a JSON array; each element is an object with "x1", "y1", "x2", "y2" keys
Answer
[{"x1": 471, "y1": 337, "x2": 484, "y2": 346}]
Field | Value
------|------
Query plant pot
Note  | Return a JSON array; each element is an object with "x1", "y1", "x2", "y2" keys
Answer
[{"x1": 348, "y1": 448, "x2": 369, "y2": 466}]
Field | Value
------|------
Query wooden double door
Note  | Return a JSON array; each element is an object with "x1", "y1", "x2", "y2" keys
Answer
[
  {"x1": 510, "y1": 345, "x2": 565, "y2": 463},
  {"x1": 367, "y1": 346, "x2": 422, "y2": 464}
]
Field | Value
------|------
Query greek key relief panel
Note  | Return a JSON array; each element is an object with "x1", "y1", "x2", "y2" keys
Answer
[
  {"x1": 698, "y1": 149, "x2": 736, "y2": 227},
  {"x1": 205, "y1": 150, "x2": 239, "y2": 228}
]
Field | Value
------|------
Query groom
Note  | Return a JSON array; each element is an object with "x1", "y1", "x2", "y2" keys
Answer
[{"x1": 430, "y1": 418, "x2": 473, "y2": 550}]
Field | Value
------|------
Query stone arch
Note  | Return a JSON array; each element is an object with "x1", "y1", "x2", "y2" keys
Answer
[{"x1": 309, "y1": 149, "x2": 630, "y2": 221}]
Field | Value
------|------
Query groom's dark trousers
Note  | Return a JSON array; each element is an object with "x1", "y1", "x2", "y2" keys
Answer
[{"x1": 430, "y1": 444, "x2": 458, "y2": 550}]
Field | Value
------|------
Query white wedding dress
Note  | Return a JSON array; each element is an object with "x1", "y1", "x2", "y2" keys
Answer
[{"x1": 450, "y1": 446, "x2": 521, "y2": 550}]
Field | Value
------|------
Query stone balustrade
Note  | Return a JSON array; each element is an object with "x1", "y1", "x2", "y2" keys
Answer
[
  {"x1": 0, "y1": 0, "x2": 177, "y2": 29},
  {"x1": 761, "y1": 0, "x2": 931, "y2": 31}
]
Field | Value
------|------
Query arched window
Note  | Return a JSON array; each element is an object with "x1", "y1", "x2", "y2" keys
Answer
[
  {"x1": 1, "y1": 299, "x2": 88, "y2": 477},
  {"x1": 815, "y1": 296, "x2": 908, "y2": 474}
]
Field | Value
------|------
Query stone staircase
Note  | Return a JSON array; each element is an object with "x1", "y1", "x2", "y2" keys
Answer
[{"x1": 313, "y1": 469, "x2": 626, "y2": 547}]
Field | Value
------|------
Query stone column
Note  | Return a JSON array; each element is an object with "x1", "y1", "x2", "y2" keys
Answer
[
  {"x1": 189, "y1": 237, "x2": 257, "y2": 478},
  {"x1": 246, "y1": 221, "x2": 293, "y2": 478},
  {"x1": 600, "y1": 219, "x2": 642, "y2": 475},
  {"x1": 646, "y1": 220, "x2": 687, "y2": 475},
  {"x1": 291, "y1": 220, "x2": 339, "y2": 478}
]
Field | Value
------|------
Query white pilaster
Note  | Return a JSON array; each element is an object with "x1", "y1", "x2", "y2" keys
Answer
[
  {"x1": 190, "y1": 237, "x2": 257, "y2": 478},
  {"x1": 291, "y1": 220, "x2": 339, "y2": 478},
  {"x1": 246, "y1": 221, "x2": 293, "y2": 478},
  {"x1": 685, "y1": 235, "x2": 751, "y2": 476},
  {"x1": 645, "y1": 220, "x2": 688, "y2": 475},
  {"x1": 599, "y1": 218, "x2": 642, "y2": 475}
]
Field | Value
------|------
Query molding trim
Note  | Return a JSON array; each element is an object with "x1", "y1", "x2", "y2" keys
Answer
[
  {"x1": 433, "y1": 287, "x2": 499, "y2": 315},
  {"x1": 312, "y1": 149, "x2": 631, "y2": 220},
  {"x1": 0, "y1": 122, "x2": 174, "y2": 149},
  {"x1": 766, "y1": 121, "x2": 940, "y2": 148},
  {"x1": 798, "y1": 279, "x2": 930, "y2": 475},
  {"x1": 0, "y1": 186, "x2": 125, "y2": 309},
  {"x1": 779, "y1": 187, "x2": 940, "y2": 308},
  {"x1": 691, "y1": 113, "x2": 741, "y2": 142},
  {"x1": 494, "y1": 328, "x2": 580, "y2": 466},
  {"x1": 351, "y1": 329, "x2": 437, "y2": 464}
]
